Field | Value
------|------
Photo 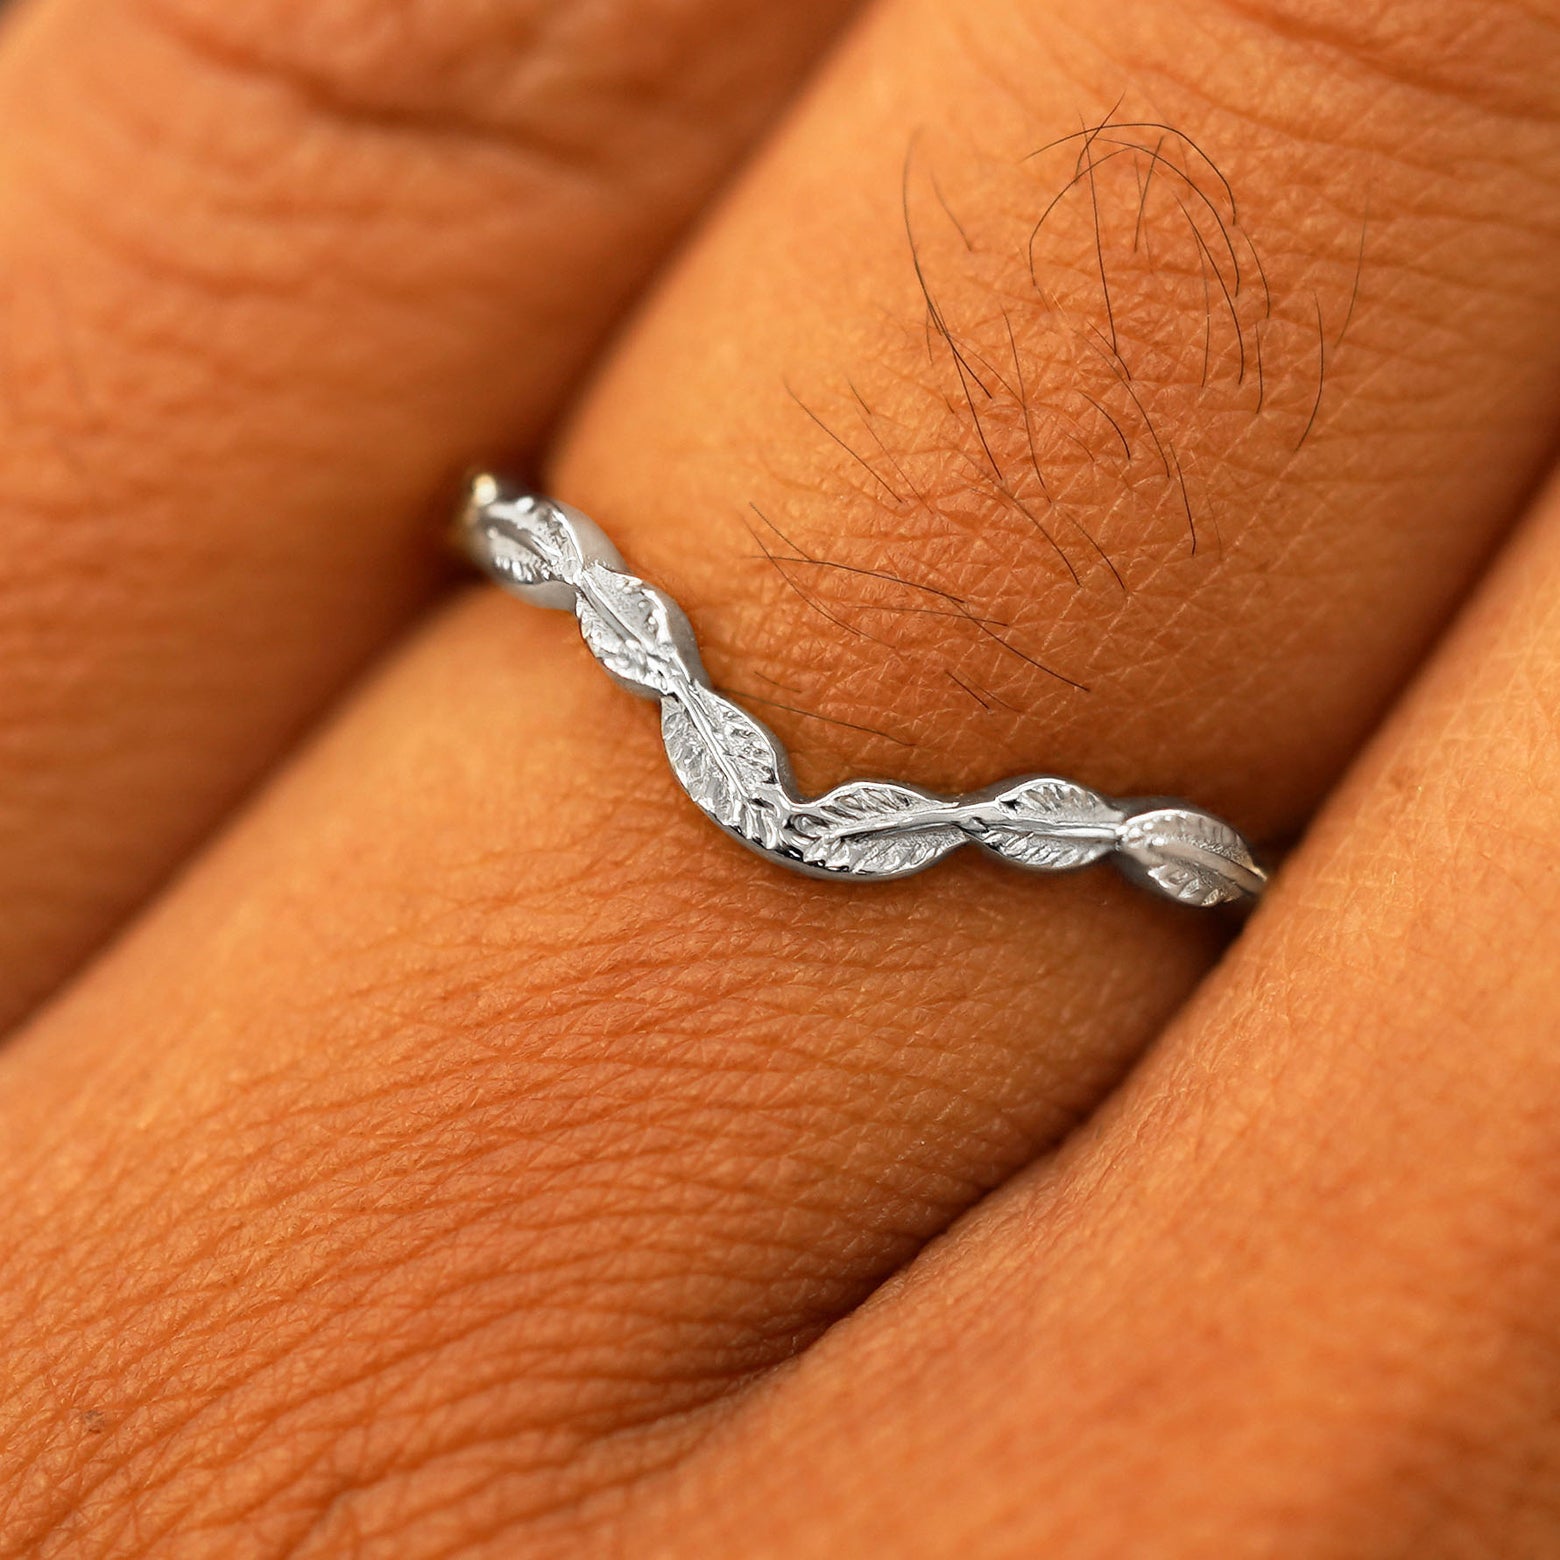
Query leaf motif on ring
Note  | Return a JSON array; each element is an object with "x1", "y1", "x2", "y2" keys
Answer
[
  {"x1": 481, "y1": 504, "x2": 581, "y2": 590},
  {"x1": 661, "y1": 685, "x2": 786, "y2": 842},
  {"x1": 970, "y1": 777, "x2": 1124, "y2": 871},
  {"x1": 789, "y1": 781, "x2": 965, "y2": 877},
  {"x1": 1116, "y1": 806, "x2": 1265, "y2": 906},
  {"x1": 577, "y1": 565, "x2": 695, "y2": 697}
]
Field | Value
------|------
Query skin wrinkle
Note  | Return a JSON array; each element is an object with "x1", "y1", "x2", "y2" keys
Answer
[
  {"x1": 3, "y1": 879, "x2": 1179, "y2": 1547},
  {"x1": 110, "y1": 1257, "x2": 715, "y2": 1550},
  {"x1": 0, "y1": 0, "x2": 863, "y2": 1031},
  {"x1": 172, "y1": 1198, "x2": 842, "y2": 1553},
  {"x1": 1204, "y1": 0, "x2": 1560, "y2": 119},
  {"x1": 24, "y1": 1191, "x2": 670, "y2": 1547},
  {"x1": 132, "y1": 0, "x2": 743, "y2": 176},
  {"x1": 670, "y1": 492, "x2": 1560, "y2": 1553},
  {"x1": 18, "y1": 923, "x2": 1073, "y2": 1547},
  {"x1": 1, "y1": 743, "x2": 1146, "y2": 1549},
  {"x1": 268, "y1": 1428, "x2": 673, "y2": 1560}
]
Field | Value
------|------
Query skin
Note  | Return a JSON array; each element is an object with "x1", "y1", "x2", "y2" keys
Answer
[
  {"x1": 0, "y1": 0, "x2": 860, "y2": 1028},
  {"x1": 629, "y1": 467, "x2": 1560, "y2": 1557},
  {"x1": 1, "y1": 0, "x2": 1559, "y2": 1555}
]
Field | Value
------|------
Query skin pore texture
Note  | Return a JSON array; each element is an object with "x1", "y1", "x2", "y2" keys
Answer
[
  {"x1": 0, "y1": 0, "x2": 1558, "y2": 1555},
  {"x1": 0, "y1": 0, "x2": 861, "y2": 1029},
  {"x1": 619, "y1": 465, "x2": 1560, "y2": 1558}
]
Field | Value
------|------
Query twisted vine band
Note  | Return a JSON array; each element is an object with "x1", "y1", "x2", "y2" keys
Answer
[{"x1": 459, "y1": 475, "x2": 1266, "y2": 907}]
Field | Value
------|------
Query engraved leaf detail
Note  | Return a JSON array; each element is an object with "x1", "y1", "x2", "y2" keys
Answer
[
  {"x1": 1116, "y1": 807, "x2": 1265, "y2": 906},
  {"x1": 791, "y1": 781, "x2": 965, "y2": 877},
  {"x1": 466, "y1": 479, "x2": 1263, "y2": 905},
  {"x1": 577, "y1": 565, "x2": 691, "y2": 696},
  {"x1": 482, "y1": 506, "x2": 581, "y2": 589},
  {"x1": 662, "y1": 686, "x2": 785, "y2": 843},
  {"x1": 974, "y1": 777, "x2": 1124, "y2": 871}
]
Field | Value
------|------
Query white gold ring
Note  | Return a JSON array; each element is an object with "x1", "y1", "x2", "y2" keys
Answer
[{"x1": 460, "y1": 473, "x2": 1266, "y2": 907}]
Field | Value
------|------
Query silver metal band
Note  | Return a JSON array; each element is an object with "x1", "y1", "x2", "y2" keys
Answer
[{"x1": 459, "y1": 474, "x2": 1266, "y2": 907}]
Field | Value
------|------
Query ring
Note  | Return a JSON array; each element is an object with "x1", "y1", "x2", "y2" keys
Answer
[{"x1": 459, "y1": 474, "x2": 1266, "y2": 907}]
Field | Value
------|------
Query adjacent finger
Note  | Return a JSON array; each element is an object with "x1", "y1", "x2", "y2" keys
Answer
[
  {"x1": 618, "y1": 456, "x2": 1560, "y2": 1556},
  {"x1": 2, "y1": 0, "x2": 1560, "y2": 1551},
  {"x1": 0, "y1": 0, "x2": 857, "y2": 1028}
]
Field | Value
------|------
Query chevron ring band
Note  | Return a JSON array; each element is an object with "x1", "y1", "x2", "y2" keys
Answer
[{"x1": 459, "y1": 474, "x2": 1266, "y2": 908}]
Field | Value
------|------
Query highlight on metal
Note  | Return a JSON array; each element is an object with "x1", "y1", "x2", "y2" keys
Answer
[{"x1": 459, "y1": 474, "x2": 1266, "y2": 907}]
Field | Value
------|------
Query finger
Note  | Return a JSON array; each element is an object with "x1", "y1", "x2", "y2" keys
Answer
[
  {"x1": 0, "y1": 0, "x2": 857, "y2": 1028},
  {"x1": 557, "y1": 0, "x2": 1560, "y2": 832},
  {"x1": 3, "y1": 0, "x2": 1560, "y2": 1550},
  {"x1": 621, "y1": 460, "x2": 1560, "y2": 1559}
]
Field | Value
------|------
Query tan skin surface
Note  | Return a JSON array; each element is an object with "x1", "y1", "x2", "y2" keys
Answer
[
  {"x1": 635, "y1": 470, "x2": 1560, "y2": 1557},
  {"x1": 1, "y1": 0, "x2": 1559, "y2": 1555},
  {"x1": 0, "y1": 0, "x2": 860, "y2": 1029}
]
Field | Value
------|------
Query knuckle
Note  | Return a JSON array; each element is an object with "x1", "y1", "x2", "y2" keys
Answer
[
  {"x1": 1201, "y1": 0, "x2": 1560, "y2": 121},
  {"x1": 36, "y1": 0, "x2": 711, "y2": 309},
  {"x1": 132, "y1": 0, "x2": 563, "y2": 167},
  {"x1": 129, "y1": 0, "x2": 749, "y2": 177}
]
